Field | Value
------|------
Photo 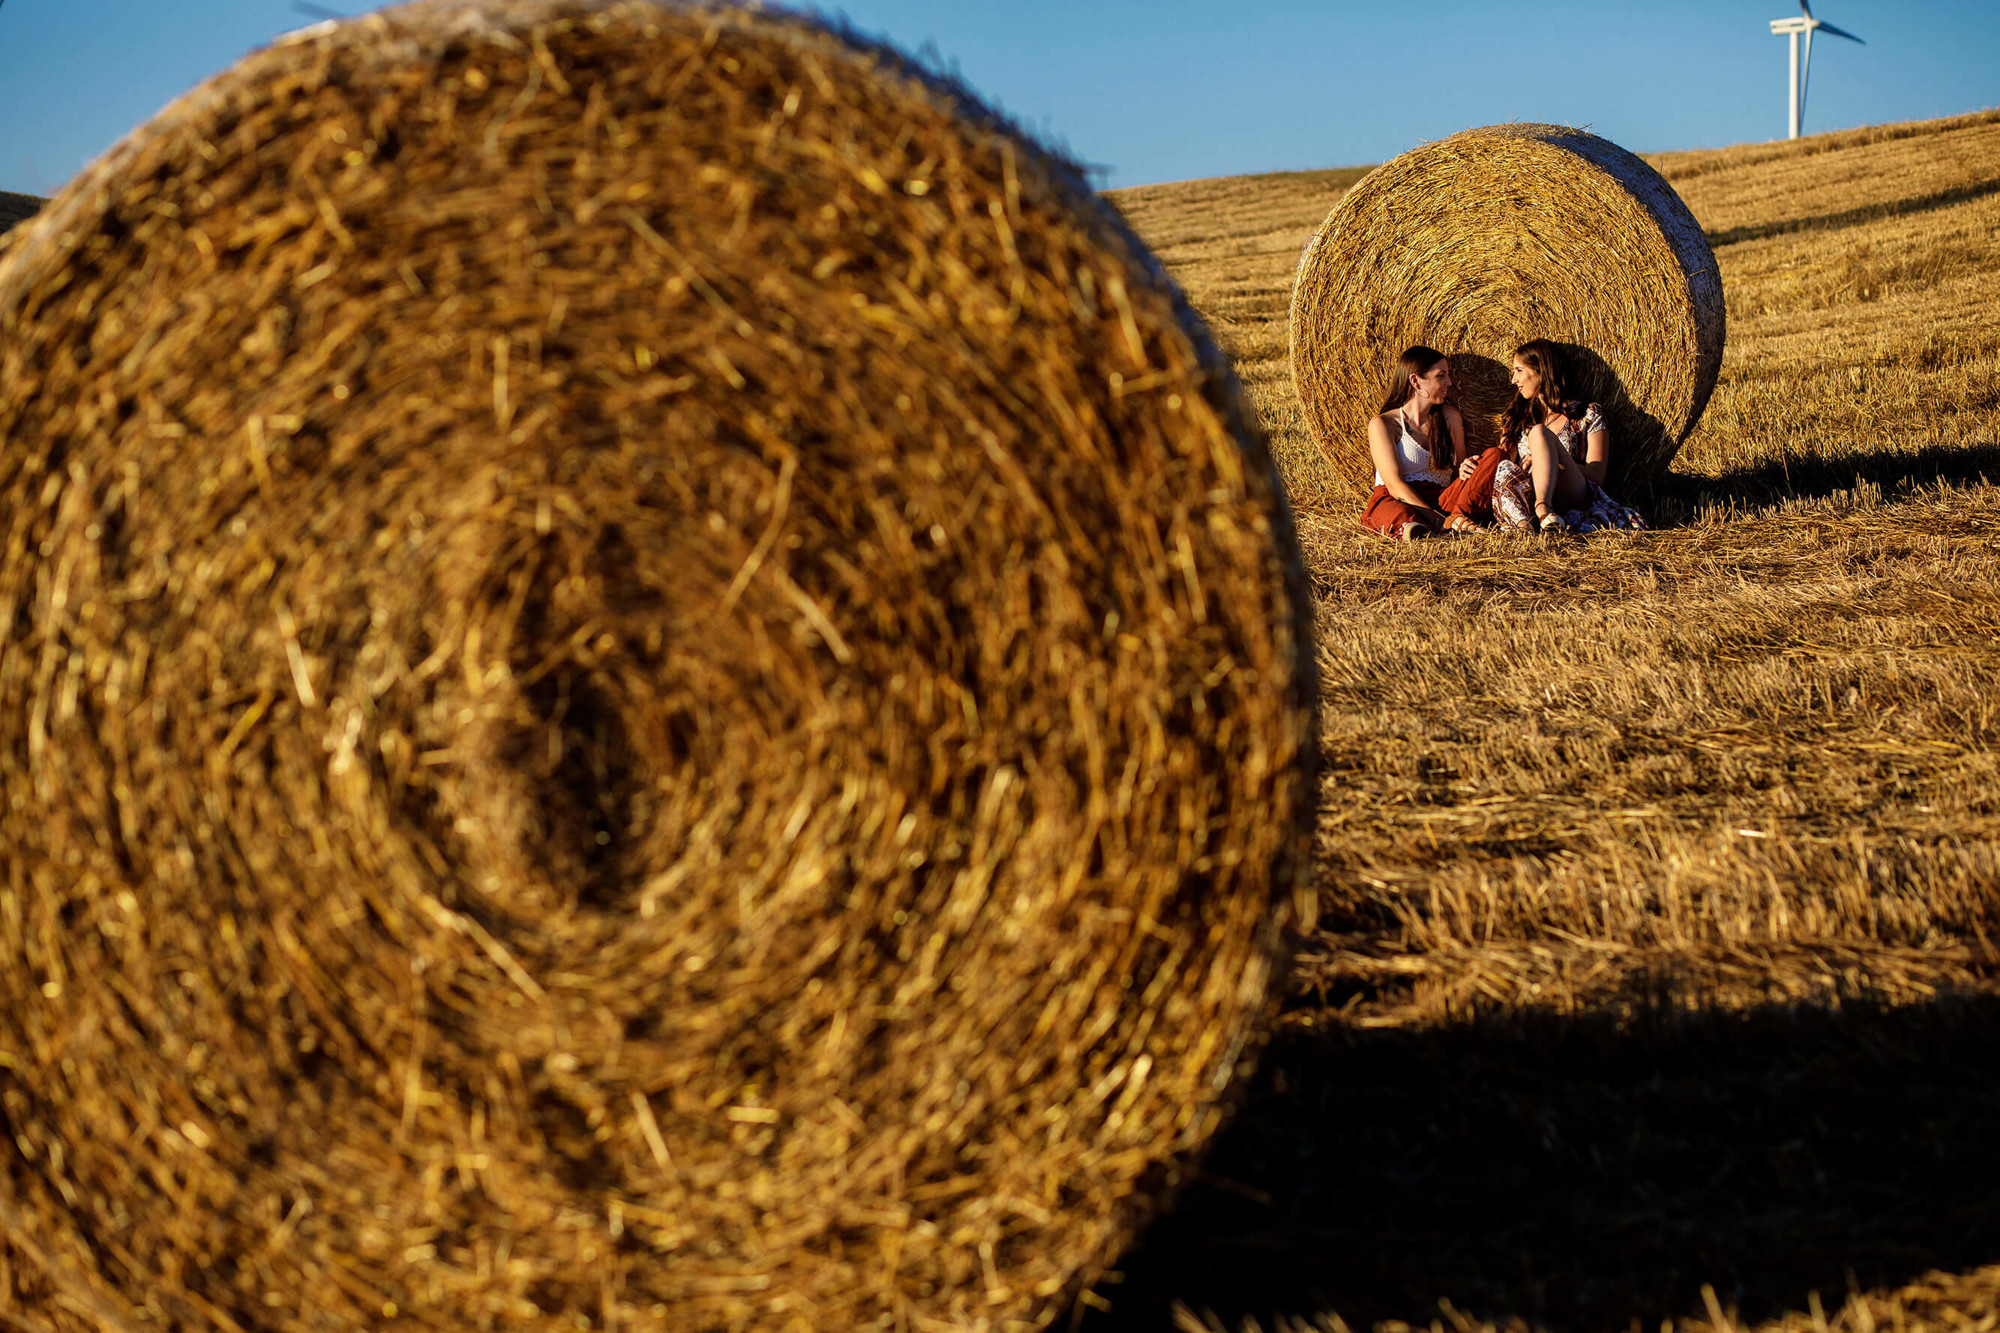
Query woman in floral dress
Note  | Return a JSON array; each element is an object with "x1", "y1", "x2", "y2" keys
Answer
[{"x1": 1487, "y1": 339, "x2": 1648, "y2": 534}]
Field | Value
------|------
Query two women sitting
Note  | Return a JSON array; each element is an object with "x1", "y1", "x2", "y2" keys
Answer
[{"x1": 1360, "y1": 339, "x2": 1648, "y2": 540}]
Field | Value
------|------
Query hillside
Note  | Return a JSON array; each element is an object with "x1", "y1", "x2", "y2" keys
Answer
[
  {"x1": 0, "y1": 191, "x2": 43, "y2": 236},
  {"x1": 1085, "y1": 111, "x2": 2000, "y2": 1333}
]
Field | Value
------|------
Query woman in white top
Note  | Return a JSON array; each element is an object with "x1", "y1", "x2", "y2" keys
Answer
[{"x1": 1360, "y1": 345, "x2": 1473, "y2": 540}]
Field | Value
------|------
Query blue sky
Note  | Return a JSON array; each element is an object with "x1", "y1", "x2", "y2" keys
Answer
[{"x1": 0, "y1": 1, "x2": 1992, "y2": 195}]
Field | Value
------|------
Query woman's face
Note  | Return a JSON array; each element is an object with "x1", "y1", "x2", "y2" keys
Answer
[
  {"x1": 1509, "y1": 356, "x2": 1542, "y2": 400},
  {"x1": 1411, "y1": 359, "x2": 1451, "y2": 404}
]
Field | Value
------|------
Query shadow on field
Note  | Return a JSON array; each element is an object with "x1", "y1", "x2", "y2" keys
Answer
[
  {"x1": 1646, "y1": 439, "x2": 2000, "y2": 524},
  {"x1": 1707, "y1": 175, "x2": 2000, "y2": 248},
  {"x1": 1082, "y1": 994, "x2": 2000, "y2": 1333}
]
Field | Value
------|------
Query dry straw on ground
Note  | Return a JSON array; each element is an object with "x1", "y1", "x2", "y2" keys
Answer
[
  {"x1": 1289, "y1": 123, "x2": 1726, "y2": 496},
  {"x1": 0, "y1": 4, "x2": 1318, "y2": 1331}
]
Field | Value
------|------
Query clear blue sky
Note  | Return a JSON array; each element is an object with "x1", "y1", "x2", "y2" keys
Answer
[{"x1": 0, "y1": 1, "x2": 1993, "y2": 195}]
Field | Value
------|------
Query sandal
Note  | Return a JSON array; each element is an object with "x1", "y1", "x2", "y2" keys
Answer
[
  {"x1": 1443, "y1": 513, "x2": 1480, "y2": 535},
  {"x1": 1397, "y1": 520, "x2": 1431, "y2": 542},
  {"x1": 1535, "y1": 503, "x2": 1566, "y2": 535}
]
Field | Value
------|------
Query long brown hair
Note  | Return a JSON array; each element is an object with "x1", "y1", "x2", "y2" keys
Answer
[
  {"x1": 1378, "y1": 345, "x2": 1452, "y2": 470},
  {"x1": 1500, "y1": 338, "x2": 1572, "y2": 446}
]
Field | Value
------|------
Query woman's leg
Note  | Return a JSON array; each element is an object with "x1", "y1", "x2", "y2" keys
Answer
[
  {"x1": 1525, "y1": 428, "x2": 1595, "y2": 523},
  {"x1": 1361, "y1": 484, "x2": 1441, "y2": 540},
  {"x1": 1490, "y1": 460, "x2": 1534, "y2": 531},
  {"x1": 1524, "y1": 426, "x2": 1566, "y2": 517},
  {"x1": 1528, "y1": 426, "x2": 1603, "y2": 515},
  {"x1": 1438, "y1": 446, "x2": 1508, "y2": 522},
  {"x1": 1549, "y1": 456, "x2": 1592, "y2": 513}
]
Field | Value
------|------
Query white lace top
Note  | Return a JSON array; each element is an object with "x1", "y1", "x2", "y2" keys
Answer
[{"x1": 1374, "y1": 412, "x2": 1452, "y2": 488}]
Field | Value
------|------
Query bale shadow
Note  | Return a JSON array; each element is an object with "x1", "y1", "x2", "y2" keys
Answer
[
  {"x1": 1443, "y1": 351, "x2": 1515, "y2": 453},
  {"x1": 1561, "y1": 343, "x2": 1673, "y2": 497},
  {"x1": 1082, "y1": 993, "x2": 2000, "y2": 1333},
  {"x1": 1645, "y1": 440, "x2": 2000, "y2": 524}
]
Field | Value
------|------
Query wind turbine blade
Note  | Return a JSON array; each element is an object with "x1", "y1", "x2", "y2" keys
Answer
[
  {"x1": 1799, "y1": 0, "x2": 1814, "y2": 17},
  {"x1": 292, "y1": 1, "x2": 346, "y2": 18},
  {"x1": 1800, "y1": 24, "x2": 1813, "y2": 131},
  {"x1": 1816, "y1": 19, "x2": 1865, "y2": 43}
]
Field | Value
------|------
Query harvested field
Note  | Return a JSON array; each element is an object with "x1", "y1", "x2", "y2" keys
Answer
[
  {"x1": 1087, "y1": 109, "x2": 2000, "y2": 1333},
  {"x1": 0, "y1": 192, "x2": 43, "y2": 237}
]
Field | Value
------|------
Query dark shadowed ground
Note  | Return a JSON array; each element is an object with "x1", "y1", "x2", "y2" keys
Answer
[{"x1": 1082, "y1": 991, "x2": 2000, "y2": 1333}]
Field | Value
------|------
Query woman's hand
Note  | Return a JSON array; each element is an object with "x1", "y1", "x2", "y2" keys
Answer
[{"x1": 1457, "y1": 454, "x2": 1480, "y2": 480}]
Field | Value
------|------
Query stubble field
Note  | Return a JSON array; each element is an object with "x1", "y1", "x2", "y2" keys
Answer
[{"x1": 1080, "y1": 110, "x2": 2000, "y2": 1333}]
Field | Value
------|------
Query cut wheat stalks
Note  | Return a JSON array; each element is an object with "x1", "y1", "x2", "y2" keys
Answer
[
  {"x1": 0, "y1": 4, "x2": 1318, "y2": 1332},
  {"x1": 1290, "y1": 123, "x2": 1726, "y2": 496}
]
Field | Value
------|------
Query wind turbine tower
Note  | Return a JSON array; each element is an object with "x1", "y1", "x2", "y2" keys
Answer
[{"x1": 1769, "y1": 0, "x2": 1865, "y2": 140}]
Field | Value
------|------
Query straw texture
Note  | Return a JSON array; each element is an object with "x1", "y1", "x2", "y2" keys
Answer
[
  {"x1": 0, "y1": 5, "x2": 1317, "y2": 1332},
  {"x1": 1289, "y1": 123, "x2": 1726, "y2": 495}
]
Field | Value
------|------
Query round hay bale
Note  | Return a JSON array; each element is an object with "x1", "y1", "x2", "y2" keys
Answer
[
  {"x1": 1289, "y1": 123, "x2": 1725, "y2": 496},
  {"x1": 0, "y1": 4, "x2": 1317, "y2": 1332}
]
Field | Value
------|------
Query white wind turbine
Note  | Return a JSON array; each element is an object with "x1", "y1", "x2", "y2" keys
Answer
[{"x1": 1769, "y1": 0, "x2": 1866, "y2": 140}]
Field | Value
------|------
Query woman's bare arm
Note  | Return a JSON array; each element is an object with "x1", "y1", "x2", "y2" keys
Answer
[
  {"x1": 1580, "y1": 427, "x2": 1610, "y2": 485},
  {"x1": 1443, "y1": 406, "x2": 1473, "y2": 474}
]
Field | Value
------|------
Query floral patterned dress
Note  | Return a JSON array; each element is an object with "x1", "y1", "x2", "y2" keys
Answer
[{"x1": 1489, "y1": 402, "x2": 1648, "y2": 534}]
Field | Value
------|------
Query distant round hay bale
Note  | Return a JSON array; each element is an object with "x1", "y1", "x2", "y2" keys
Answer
[
  {"x1": 1289, "y1": 123, "x2": 1725, "y2": 496},
  {"x1": 0, "y1": 5, "x2": 1316, "y2": 1332}
]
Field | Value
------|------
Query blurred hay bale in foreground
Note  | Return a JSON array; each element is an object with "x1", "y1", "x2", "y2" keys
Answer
[
  {"x1": 1290, "y1": 123, "x2": 1725, "y2": 496},
  {"x1": 0, "y1": 3, "x2": 1317, "y2": 1330}
]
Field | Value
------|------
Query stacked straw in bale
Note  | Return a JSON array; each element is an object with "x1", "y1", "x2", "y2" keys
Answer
[
  {"x1": 1290, "y1": 123, "x2": 1726, "y2": 496},
  {"x1": 0, "y1": 4, "x2": 1317, "y2": 1332}
]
